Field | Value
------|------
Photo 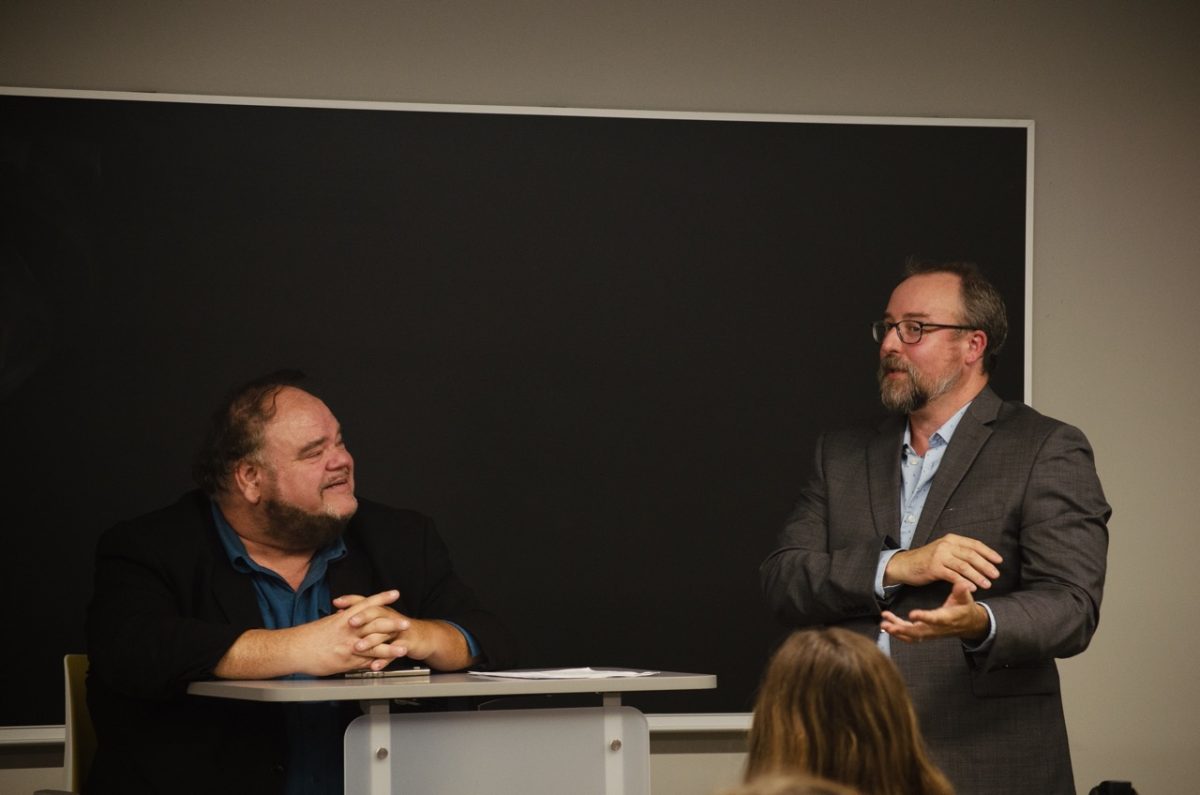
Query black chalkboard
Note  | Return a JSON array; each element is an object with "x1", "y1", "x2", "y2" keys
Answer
[{"x1": 0, "y1": 92, "x2": 1027, "y2": 725}]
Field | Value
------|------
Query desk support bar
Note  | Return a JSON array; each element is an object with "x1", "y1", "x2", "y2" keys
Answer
[{"x1": 359, "y1": 703, "x2": 391, "y2": 795}]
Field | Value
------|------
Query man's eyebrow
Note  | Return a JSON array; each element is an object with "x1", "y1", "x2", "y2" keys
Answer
[
  {"x1": 883, "y1": 311, "x2": 932, "y2": 321},
  {"x1": 295, "y1": 426, "x2": 344, "y2": 458},
  {"x1": 296, "y1": 436, "x2": 329, "y2": 457}
]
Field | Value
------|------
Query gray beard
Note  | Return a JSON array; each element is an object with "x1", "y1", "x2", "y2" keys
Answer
[
  {"x1": 262, "y1": 497, "x2": 353, "y2": 552},
  {"x1": 877, "y1": 356, "x2": 959, "y2": 415}
]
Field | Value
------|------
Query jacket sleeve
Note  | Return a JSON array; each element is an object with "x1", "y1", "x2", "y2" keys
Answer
[
  {"x1": 85, "y1": 515, "x2": 253, "y2": 701},
  {"x1": 760, "y1": 432, "x2": 890, "y2": 627},
  {"x1": 416, "y1": 515, "x2": 518, "y2": 668},
  {"x1": 357, "y1": 509, "x2": 519, "y2": 670},
  {"x1": 974, "y1": 422, "x2": 1110, "y2": 670}
]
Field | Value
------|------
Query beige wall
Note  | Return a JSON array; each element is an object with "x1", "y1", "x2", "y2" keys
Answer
[{"x1": 3, "y1": 2, "x2": 1197, "y2": 793}]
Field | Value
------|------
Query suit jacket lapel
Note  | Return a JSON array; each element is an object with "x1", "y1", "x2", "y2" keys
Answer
[
  {"x1": 867, "y1": 415, "x2": 906, "y2": 543},
  {"x1": 328, "y1": 536, "x2": 374, "y2": 599},
  {"x1": 911, "y1": 386, "x2": 1000, "y2": 548},
  {"x1": 195, "y1": 503, "x2": 267, "y2": 629},
  {"x1": 212, "y1": 559, "x2": 266, "y2": 628},
  {"x1": 326, "y1": 530, "x2": 409, "y2": 613}
]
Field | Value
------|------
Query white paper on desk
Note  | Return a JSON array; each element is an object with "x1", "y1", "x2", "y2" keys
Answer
[{"x1": 468, "y1": 667, "x2": 658, "y2": 680}]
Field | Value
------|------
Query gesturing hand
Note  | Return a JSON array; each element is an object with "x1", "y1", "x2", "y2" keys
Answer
[
  {"x1": 881, "y1": 580, "x2": 991, "y2": 643},
  {"x1": 884, "y1": 533, "x2": 1002, "y2": 590}
]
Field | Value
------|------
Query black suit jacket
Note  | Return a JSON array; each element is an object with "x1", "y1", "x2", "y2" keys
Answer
[{"x1": 84, "y1": 491, "x2": 516, "y2": 794}]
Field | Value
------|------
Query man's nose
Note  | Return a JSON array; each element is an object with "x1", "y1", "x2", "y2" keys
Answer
[
  {"x1": 879, "y1": 325, "x2": 904, "y2": 355},
  {"x1": 329, "y1": 445, "x2": 353, "y2": 470}
]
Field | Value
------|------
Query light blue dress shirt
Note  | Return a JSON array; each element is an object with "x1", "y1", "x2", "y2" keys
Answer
[{"x1": 873, "y1": 402, "x2": 996, "y2": 656}]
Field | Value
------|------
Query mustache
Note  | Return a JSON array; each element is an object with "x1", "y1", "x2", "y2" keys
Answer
[
  {"x1": 321, "y1": 468, "x2": 353, "y2": 490},
  {"x1": 877, "y1": 355, "x2": 915, "y2": 382}
]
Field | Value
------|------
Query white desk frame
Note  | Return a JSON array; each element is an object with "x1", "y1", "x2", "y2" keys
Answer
[{"x1": 190, "y1": 670, "x2": 716, "y2": 795}]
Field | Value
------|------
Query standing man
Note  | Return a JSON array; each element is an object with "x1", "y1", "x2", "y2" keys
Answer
[
  {"x1": 86, "y1": 370, "x2": 516, "y2": 794},
  {"x1": 761, "y1": 260, "x2": 1109, "y2": 795}
]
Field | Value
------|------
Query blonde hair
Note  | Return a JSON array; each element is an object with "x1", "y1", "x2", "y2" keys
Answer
[{"x1": 745, "y1": 628, "x2": 953, "y2": 795}]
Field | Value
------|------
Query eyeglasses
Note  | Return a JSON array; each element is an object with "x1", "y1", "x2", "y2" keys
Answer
[{"x1": 871, "y1": 320, "x2": 976, "y2": 344}]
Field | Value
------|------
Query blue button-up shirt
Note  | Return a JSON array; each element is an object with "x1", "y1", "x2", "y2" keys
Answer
[{"x1": 212, "y1": 503, "x2": 348, "y2": 795}]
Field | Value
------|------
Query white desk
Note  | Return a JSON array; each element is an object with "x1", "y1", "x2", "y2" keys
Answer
[
  {"x1": 190, "y1": 670, "x2": 716, "y2": 794},
  {"x1": 189, "y1": 669, "x2": 715, "y2": 705}
]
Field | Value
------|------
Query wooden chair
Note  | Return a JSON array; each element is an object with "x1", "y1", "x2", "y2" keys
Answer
[{"x1": 34, "y1": 654, "x2": 95, "y2": 794}]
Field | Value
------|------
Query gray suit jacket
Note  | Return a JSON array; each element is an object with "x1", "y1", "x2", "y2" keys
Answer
[{"x1": 761, "y1": 387, "x2": 1109, "y2": 795}]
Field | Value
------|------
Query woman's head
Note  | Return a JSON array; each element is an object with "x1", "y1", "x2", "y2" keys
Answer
[{"x1": 746, "y1": 628, "x2": 952, "y2": 795}]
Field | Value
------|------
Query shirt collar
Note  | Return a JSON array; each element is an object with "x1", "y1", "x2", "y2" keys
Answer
[{"x1": 903, "y1": 400, "x2": 973, "y2": 456}]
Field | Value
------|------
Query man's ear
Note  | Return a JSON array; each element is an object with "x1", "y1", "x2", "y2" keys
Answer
[
  {"x1": 233, "y1": 458, "x2": 264, "y2": 504},
  {"x1": 964, "y1": 329, "x2": 989, "y2": 369}
]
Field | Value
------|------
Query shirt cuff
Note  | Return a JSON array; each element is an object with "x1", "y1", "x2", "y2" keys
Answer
[
  {"x1": 962, "y1": 601, "x2": 997, "y2": 653},
  {"x1": 442, "y1": 621, "x2": 481, "y2": 659},
  {"x1": 875, "y1": 549, "x2": 904, "y2": 601}
]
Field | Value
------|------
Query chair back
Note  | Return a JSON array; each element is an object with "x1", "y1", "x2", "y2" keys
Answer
[{"x1": 63, "y1": 654, "x2": 96, "y2": 792}]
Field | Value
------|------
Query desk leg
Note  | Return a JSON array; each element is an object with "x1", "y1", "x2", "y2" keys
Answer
[
  {"x1": 603, "y1": 695, "x2": 625, "y2": 795},
  {"x1": 346, "y1": 704, "x2": 650, "y2": 795},
  {"x1": 356, "y1": 700, "x2": 391, "y2": 795}
]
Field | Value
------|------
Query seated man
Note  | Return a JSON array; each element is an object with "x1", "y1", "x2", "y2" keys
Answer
[{"x1": 85, "y1": 370, "x2": 516, "y2": 794}]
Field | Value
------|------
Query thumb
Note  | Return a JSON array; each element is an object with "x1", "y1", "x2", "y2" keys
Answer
[{"x1": 949, "y1": 579, "x2": 977, "y2": 606}]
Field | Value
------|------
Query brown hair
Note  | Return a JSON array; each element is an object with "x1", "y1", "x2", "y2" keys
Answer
[
  {"x1": 191, "y1": 369, "x2": 308, "y2": 495},
  {"x1": 719, "y1": 771, "x2": 860, "y2": 795},
  {"x1": 903, "y1": 257, "x2": 1008, "y2": 375},
  {"x1": 745, "y1": 628, "x2": 953, "y2": 795}
]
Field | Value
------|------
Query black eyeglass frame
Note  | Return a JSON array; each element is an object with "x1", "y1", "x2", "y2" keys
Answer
[{"x1": 871, "y1": 320, "x2": 977, "y2": 344}]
